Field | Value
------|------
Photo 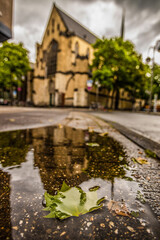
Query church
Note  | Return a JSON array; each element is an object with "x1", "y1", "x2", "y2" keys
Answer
[
  {"x1": 33, "y1": 3, "x2": 97, "y2": 107},
  {"x1": 32, "y1": 3, "x2": 134, "y2": 110}
]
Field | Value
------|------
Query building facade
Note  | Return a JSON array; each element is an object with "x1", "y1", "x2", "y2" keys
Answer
[
  {"x1": 33, "y1": 4, "x2": 97, "y2": 107},
  {"x1": 0, "y1": 0, "x2": 13, "y2": 42}
]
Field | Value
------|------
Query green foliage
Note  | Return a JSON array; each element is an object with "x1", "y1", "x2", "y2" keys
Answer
[
  {"x1": 90, "y1": 37, "x2": 150, "y2": 103},
  {"x1": 0, "y1": 131, "x2": 29, "y2": 167},
  {"x1": 43, "y1": 182, "x2": 103, "y2": 219},
  {"x1": 145, "y1": 149, "x2": 157, "y2": 159},
  {"x1": 0, "y1": 42, "x2": 30, "y2": 89}
]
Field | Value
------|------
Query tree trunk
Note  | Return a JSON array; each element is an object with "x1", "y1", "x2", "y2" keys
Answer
[
  {"x1": 105, "y1": 90, "x2": 110, "y2": 109},
  {"x1": 110, "y1": 88, "x2": 115, "y2": 109},
  {"x1": 115, "y1": 88, "x2": 119, "y2": 110}
]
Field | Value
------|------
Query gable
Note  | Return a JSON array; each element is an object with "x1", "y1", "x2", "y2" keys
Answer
[{"x1": 55, "y1": 4, "x2": 98, "y2": 44}]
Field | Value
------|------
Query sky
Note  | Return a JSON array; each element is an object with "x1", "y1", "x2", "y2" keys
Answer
[{"x1": 12, "y1": 0, "x2": 160, "y2": 64}]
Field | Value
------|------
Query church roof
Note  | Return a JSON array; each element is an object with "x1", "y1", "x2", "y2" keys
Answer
[{"x1": 55, "y1": 4, "x2": 98, "y2": 44}]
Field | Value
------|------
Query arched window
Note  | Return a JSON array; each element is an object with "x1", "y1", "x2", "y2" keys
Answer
[
  {"x1": 47, "y1": 40, "x2": 58, "y2": 77},
  {"x1": 86, "y1": 48, "x2": 90, "y2": 58}
]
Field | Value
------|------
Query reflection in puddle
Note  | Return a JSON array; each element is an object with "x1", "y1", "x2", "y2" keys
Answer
[{"x1": 0, "y1": 125, "x2": 159, "y2": 239}]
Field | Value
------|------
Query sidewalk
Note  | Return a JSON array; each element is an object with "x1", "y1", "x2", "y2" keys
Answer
[{"x1": 0, "y1": 111, "x2": 160, "y2": 239}]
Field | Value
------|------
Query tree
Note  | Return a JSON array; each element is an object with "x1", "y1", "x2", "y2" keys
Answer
[
  {"x1": 90, "y1": 37, "x2": 149, "y2": 109},
  {"x1": 0, "y1": 42, "x2": 30, "y2": 104}
]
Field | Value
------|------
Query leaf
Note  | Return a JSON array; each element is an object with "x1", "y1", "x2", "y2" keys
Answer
[
  {"x1": 43, "y1": 182, "x2": 103, "y2": 219},
  {"x1": 99, "y1": 132, "x2": 108, "y2": 136},
  {"x1": 86, "y1": 143, "x2": 100, "y2": 147},
  {"x1": 135, "y1": 157, "x2": 149, "y2": 165},
  {"x1": 107, "y1": 200, "x2": 130, "y2": 217},
  {"x1": 145, "y1": 149, "x2": 157, "y2": 159},
  {"x1": 60, "y1": 181, "x2": 70, "y2": 192},
  {"x1": 131, "y1": 157, "x2": 149, "y2": 165}
]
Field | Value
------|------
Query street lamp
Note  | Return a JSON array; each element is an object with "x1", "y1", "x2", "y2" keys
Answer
[{"x1": 146, "y1": 40, "x2": 160, "y2": 112}]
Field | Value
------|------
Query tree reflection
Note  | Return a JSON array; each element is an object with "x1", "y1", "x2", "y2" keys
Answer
[
  {"x1": 0, "y1": 131, "x2": 29, "y2": 167},
  {"x1": 0, "y1": 170, "x2": 12, "y2": 239}
]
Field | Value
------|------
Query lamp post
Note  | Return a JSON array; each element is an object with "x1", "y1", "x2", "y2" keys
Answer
[{"x1": 146, "y1": 40, "x2": 160, "y2": 112}]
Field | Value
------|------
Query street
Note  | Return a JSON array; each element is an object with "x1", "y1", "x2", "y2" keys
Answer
[
  {"x1": 1, "y1": 107, "x2": 160, "y2": 145},
  {"x1": 91, "y1": 111, "x2": 160, "y2": 144},
  {"x1": 0, "y1": 107, "x2": 70, "y2": 132}
]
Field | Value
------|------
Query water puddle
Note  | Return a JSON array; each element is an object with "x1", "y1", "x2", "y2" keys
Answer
[{"x1": 0, "y1": 126, "x2": 159, "y2": 239}]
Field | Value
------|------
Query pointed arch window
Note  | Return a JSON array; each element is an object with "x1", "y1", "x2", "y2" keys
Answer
[
  {"x1": 47, "y1": 40, "x2": 58, "y2": 77},
  {"x1": 86, "y1": 48, "x2": 90, "y2": 58}
]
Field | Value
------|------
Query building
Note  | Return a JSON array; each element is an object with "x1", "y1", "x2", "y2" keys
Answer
[
  {"x1": 33, "y1": 3, "x2": 134, "y2": 110},
  {"x1": 0, "y1": 0, "x2": 13, "y2": 42},
  {"x1": 33, "y1": 3, "x2": 97, "y2": 107}
]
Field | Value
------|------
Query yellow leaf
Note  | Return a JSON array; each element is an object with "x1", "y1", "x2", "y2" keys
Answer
[
  {"x1": 135, "y1": 157, "x2": 149, "y2": 165},
  {"x1": 99, "y1": 132, "x2": 108, "y2": 136}
]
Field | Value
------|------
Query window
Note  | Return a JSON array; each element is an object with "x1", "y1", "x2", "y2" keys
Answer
[
  {"x1": 57, "y1": 23, "x2": 60, "y2": 31},
  {"x1": 86, "y1": 48, "x2": 90, "y2": 58},
  {"x1": 47, "y1": 29, "x2": 50, "y2": 36},
  {"x1": 47, "y1": 40, "x2": 58, "y2": 76}
]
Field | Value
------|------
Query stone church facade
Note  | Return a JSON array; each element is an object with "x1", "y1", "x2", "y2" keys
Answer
[{"x1": 33, "y1": 4, "x2": 97, "y2": 107}]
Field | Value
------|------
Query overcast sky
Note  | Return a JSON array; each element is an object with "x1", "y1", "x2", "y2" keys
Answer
[{"x1": 12, "y1": 0, "x2": 160, "y2": 64}]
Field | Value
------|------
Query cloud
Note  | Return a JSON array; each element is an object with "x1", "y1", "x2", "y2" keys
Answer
[
  {"x1": 12, "y1": 0, "x2": 160, "y2": 63},
  {"x1": 136, "y1": 20, "x2": 160, "y2": 51},
  {"x1": 67, "y1": 0, "x2": 160, "y2": 13}
]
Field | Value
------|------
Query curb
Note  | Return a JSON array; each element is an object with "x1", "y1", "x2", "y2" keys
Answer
[{"x1": 101, "y1": 119, "x2": 160, "y2": 159}]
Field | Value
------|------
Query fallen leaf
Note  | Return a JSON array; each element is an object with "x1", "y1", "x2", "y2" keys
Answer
[
  {"x1": 99, "y1": 132, "x2": 108, "y2": 136},
  {"x1": 132, "y1": 157, "x2": 149, "y2": 165},
  {"x1": 107, "y1": 200, "x2": 130, "y2": 217},
  {"x1": 43, "y1": 182, "x2": 104, "y2": 219},
  {"x1": 135, "y1": 157, "x2": 149, "y2": 165}
]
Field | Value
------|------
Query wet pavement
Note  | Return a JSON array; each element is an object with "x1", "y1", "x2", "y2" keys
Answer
[
  {"x1": 0, "y1": 107, "x2": 69, "y2": 132},
  {"x1": 0, "y1": 112, "x2": 160, "y2": 239},
  {"x1": 90, "y1": 111, "x2": 160, "y2": 144}
]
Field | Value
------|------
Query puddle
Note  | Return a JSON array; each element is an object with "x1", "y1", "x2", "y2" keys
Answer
[{"x1": 0, "y1": 126, "x2": 159, "y2": 239}]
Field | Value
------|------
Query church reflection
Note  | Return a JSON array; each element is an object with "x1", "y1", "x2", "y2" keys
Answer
[{"x1": 30, "y1": 126, "x2": 88, "y2": 194}]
